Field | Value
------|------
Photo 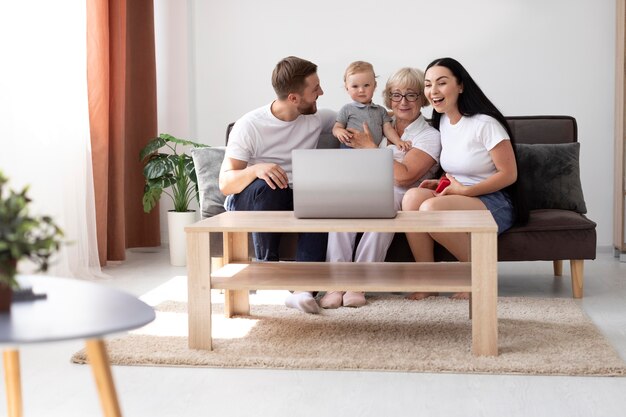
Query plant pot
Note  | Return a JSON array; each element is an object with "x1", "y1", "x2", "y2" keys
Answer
[
  {"x1": 167, "y1": 210, "x2": 198, "y2": 266},
  {"x1": 0, "y1": 283, "x2": 12, "y2": 312},
  {"x1": 0, "y1": 259, "x2": 17, "y2": 312}
]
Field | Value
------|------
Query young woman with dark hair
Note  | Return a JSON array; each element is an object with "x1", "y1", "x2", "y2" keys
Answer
[{"x1": 402, "y1": 57, "x2": 526, "y2": 300}]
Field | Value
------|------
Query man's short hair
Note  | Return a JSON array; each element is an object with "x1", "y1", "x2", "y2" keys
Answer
[{"x1": 271, "y1": 56, "x2": 318, "y2": 99}]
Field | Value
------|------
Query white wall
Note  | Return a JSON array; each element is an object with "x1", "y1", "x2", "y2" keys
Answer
[{"x1": 155, "y1": 0, "x2": 615, "y2": 246}]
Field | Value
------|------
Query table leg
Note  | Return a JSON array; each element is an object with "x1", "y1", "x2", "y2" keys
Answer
[
  {"x1": 3, "y1": 350, "x2": 22, "y2": 417},
  {"x1": 85, "y1": 339, "x2": 122, "y2": 417},
  {"x1": 470, "y1": 231, "x2": 498, "y2": 356},
  {"x1": 223, "y1": 231, "x2": 250, "y2": 317},
  {"x1": 186, "y1": 231, "x2": 213, "y2": 350}
]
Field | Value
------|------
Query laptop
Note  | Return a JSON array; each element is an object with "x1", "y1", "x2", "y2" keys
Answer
[{"x1": 292, "y1": 148, "x2": 396, "y2": 219}]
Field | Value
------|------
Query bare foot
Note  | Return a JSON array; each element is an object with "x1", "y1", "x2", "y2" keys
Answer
[
  {"x1": 320, "y1": 291, "x2": 344, "y2": 309},
  {"x1": 406, "y1": 292, "x2": 439, "y2": 300},
  {"x1": 450, "y1": 292, "x2": 470, "y2": 300},
  {"x1": 343, "y1": 291, "x2": 366, "y2": 307}
]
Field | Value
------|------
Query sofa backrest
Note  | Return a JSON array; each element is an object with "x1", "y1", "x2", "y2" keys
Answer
[
  {"x1": 505, "y1": 116, "x2": 577, "y2": 145},
  {"x1": 507, "y1": 116, "x2": 585, "y2": 214},
  {"x1": 226, "y1": 115, "x2": 578, "y2": 146}
]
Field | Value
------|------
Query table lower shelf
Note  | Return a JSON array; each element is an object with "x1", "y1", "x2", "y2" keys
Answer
[{"x1": 211, "y1": 261, "x2": 471, "y2": 293}]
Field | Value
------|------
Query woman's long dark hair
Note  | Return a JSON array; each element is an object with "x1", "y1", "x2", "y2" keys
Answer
[{"x1": 426, "y1": 57, "x2": 528, "y2": 225}]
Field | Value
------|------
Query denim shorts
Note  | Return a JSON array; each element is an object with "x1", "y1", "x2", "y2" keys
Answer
[{"x1": 478, "y1": 191, "x2": 515, "y2": 234}]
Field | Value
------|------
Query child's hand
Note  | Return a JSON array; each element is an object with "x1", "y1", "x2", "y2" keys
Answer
[
  {"x1": 397, "y1": 140, "x2": 412, "y2": 152},
  {"x1": 333, "y1": 128, "x2": 353, "y2": 146}
]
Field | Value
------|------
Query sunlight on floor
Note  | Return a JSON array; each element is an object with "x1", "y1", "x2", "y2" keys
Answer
[
  {"x1": 134, "y1": 274, "x2": 293, "y2": 339},
  {"x1": 140, "y1": 275, "x2": 292, "y2": 306},
  {"x1": 132, "y1": 310, "x2": 260, "y2": 339},
  {"x1": 140, "y1": 275, "x2": 189, "y2": 305}
]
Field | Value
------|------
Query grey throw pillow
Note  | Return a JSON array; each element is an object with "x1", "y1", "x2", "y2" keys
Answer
[
  {"x1": 515, "y1": 142, "x2": 587, "y2": 213},
  {"x1": 191, "y1": 147, "x2": 226, "y2": 218}
]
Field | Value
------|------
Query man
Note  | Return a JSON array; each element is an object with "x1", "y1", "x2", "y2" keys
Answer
[{"x1": 219, "y1": 56, "x2": 335, "y2": 314}]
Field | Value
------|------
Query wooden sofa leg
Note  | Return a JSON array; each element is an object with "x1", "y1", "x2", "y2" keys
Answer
[
  {"x1": 570, "y1": 260, "x2": 584, "y2": 299},
  {"x1": 553, "y1": 260, "x2": 563, "y2": 276}
]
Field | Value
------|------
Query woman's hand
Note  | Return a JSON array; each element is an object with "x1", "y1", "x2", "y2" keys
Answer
[
  {"x1": 438, "y1": 173, "x2": 469, "y2": 196},
  {"x1": 418, "y1": 179, "x2": 439, "y2": 190},
  {"x1": 346, "y1": 123, "x2": 377, "y2": 149}
]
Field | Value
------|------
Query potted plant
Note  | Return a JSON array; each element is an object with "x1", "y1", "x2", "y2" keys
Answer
[
  {"x1": 0, "y1": 171, "x2": 64, "y2": 311},
  {"x1": 140, "y1": 133, "x2": 208, "y2": 266}
]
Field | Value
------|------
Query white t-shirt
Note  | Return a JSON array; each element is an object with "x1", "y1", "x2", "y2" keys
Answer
[
  {"x1": 225, "y1": 103, "x2": 336, "y2": 182},
  {"x1": 439, "y1": 114, "x2": 509, "y2": 186},
  {"x1": 388, "y1": 115, "x2": 442, "y2": 193}
]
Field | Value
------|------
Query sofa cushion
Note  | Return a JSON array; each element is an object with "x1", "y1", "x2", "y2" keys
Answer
[
  {"x1": 497, "y1": 209, "x2": 597, "y2": 261},
  {"x1": 430, "y1": 209, "x2": 597, "y2": 262},
  {"x1": 515, "y1": 142, "x2": 587, "y2": 213},
  {"x1": 503, "y1": 208, "x2": 596, "y2": 233},
  {"x1": 191, "y1": 146, "x2": 226, "y2": 218}
]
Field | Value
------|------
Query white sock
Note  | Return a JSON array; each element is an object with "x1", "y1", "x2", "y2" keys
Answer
[{"x1": 285, "y1": 292, "x2": 320, "y2": 314}]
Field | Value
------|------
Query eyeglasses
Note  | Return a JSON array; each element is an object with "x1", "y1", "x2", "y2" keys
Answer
[{"x1": 389, "y1": 92, "x2": 421, "y2": 102}]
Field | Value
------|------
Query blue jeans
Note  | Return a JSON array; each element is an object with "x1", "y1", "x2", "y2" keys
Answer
[
  {"x1": 477, "y1": 190, "x2": 515, "y2": 234},
  {"x1": 225, "y1": 179, "x2": 328, "y2": 261}
]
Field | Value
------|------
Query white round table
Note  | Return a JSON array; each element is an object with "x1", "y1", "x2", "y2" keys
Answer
[{"x1": 0, "y1": 275, "x2": 155, "y2": 417}]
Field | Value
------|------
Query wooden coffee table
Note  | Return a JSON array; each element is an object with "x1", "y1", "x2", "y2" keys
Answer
[{"x1": 185, "y1": 210, "x2": 498, "y2": 356}]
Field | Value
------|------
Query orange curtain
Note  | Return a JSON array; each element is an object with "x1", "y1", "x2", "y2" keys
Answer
[{"x1": 87, "y1": 0, "x2": 160, "y2": 265}]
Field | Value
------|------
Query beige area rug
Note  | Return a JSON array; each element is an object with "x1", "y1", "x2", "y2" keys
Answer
[{"x1": 72, "y1": 279, "x2": 626, "y2": 376}]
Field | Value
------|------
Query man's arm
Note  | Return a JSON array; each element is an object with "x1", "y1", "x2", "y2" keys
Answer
[{"x1": 219, "y1": 156, "x2": 289, "y2": 195}]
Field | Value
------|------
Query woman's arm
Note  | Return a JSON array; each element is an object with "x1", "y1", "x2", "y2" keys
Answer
[
  {"x1": 441, "y1": 140, "x2": 517, "y2": 197},
  {"x1": 394, "y1": 148, "x2": 437, "y2": 187},
  {"x1": 349, "y1": 123, "x2": 436, "y2": 185}
]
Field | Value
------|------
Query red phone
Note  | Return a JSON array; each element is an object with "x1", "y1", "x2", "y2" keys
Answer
[{"x1": 435, "y1": 177, "x2": 451, "y2": 193}]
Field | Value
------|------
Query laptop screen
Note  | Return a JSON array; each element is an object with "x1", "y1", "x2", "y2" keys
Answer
[{"x1": 292, "y1": 148, "x2": 396, "y2": 219}]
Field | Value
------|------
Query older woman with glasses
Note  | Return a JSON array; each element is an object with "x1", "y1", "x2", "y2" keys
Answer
[{"x1": 320, "y1": 67, "x2": 442, "y2": 309}]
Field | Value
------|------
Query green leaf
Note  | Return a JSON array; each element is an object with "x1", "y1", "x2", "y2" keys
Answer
[
  {"x1": 0, "y1": 170, "x2": 64, "y2": 286},
  {"x1": 142, "y1": 187, "x2": 162, "y2": 213},
  {"x1": 148, "y1": 176, "x2": 177, "y2": 189},
  {"x1": 160, "y1": 134, "x2": 208, "y2": 149},
  {"x1": 143, "y1": 155, "x2": 175, "y2": 179},
  {"x1": 139, "y1": 136, "x2": 167, "y2": 161},
  {"x1": 167, "y1": 154, "x2": 183, "y2": 168},
  {"x1": 184, "y1": 158, "x2": 198, "y2": 183},
  {"x1": 137, "y1": 134, "x2": 210, "y2": 212}
]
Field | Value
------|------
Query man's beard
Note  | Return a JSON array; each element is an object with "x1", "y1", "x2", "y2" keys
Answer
[{"x1": 297, "y1": 100, "x2": 317, "y2": 115}]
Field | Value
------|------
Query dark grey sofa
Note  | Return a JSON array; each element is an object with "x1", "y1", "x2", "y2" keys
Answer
[{"x1": 191, "y1": 116, "x2": 596, "y2": 299}]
